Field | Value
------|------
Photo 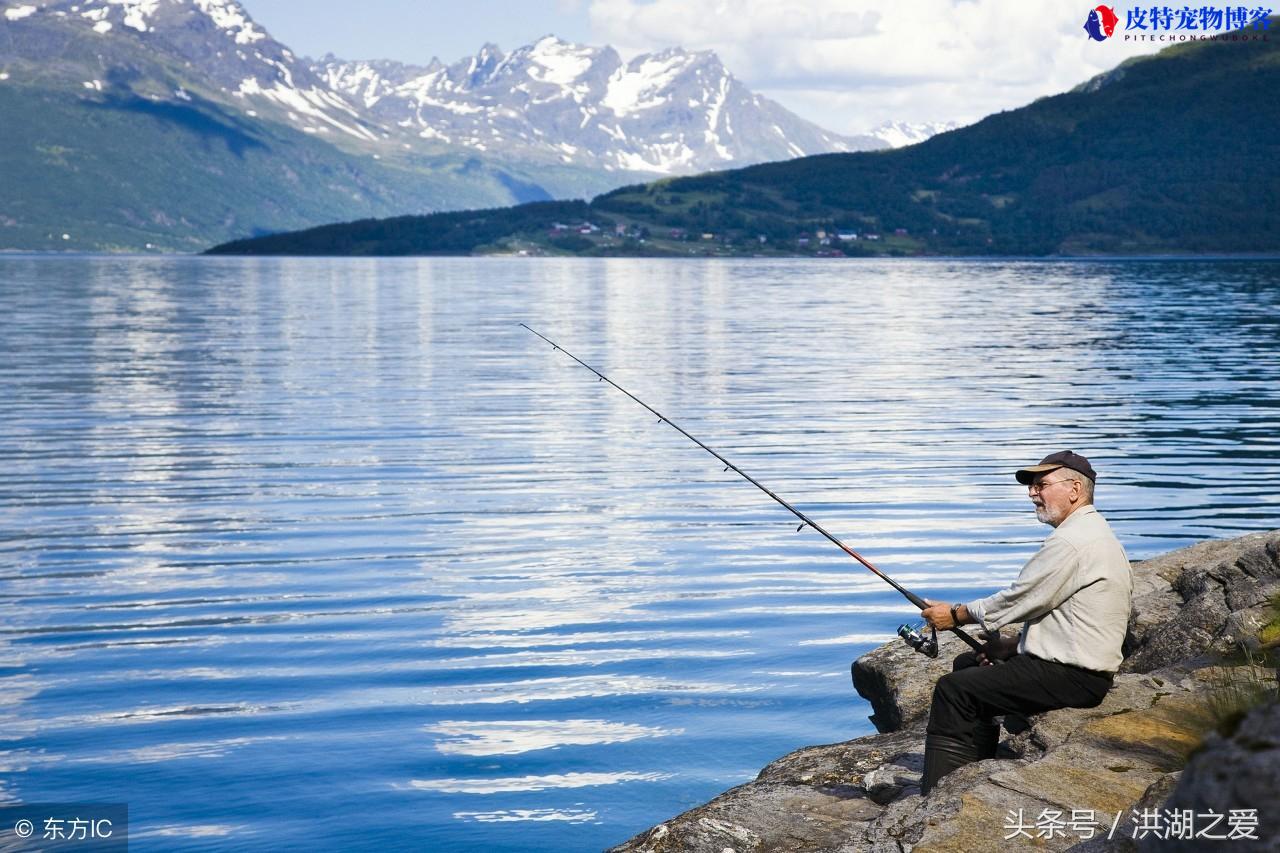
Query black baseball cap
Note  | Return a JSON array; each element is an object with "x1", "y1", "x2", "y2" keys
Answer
[{"x1": 1015, "y1": 450, "x2": 1097, "y2": 485}]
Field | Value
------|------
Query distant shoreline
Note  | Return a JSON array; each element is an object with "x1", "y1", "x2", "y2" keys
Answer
[{"x1": 5, "y1": 251, "x2": 1280, "y2": 262}]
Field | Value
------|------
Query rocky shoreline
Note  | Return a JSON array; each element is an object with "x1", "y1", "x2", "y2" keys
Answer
[{"x1": 608, "y1": 529, "x2": 1280, "y2": 853}]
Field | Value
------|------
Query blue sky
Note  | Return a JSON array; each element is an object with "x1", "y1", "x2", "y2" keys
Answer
[
  {"x1": 244, "y1": 0, "x2": 1166, "y2": 135},
  {"x1": 245, "y1": 0, "x2": 593, "y2": 66}
]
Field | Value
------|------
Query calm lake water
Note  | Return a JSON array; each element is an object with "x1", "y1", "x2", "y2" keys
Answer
[{"x1": 2, "y1": 256, "x2": 1278, "y2": 851}]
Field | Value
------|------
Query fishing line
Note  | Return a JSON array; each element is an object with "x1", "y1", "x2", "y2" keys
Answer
[{"x1": 521, "y1": 323, "x2": 983, "y2": 655}]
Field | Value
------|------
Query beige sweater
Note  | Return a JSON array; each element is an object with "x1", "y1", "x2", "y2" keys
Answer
[{"x1": 966, "y1": 505, "x2": 1133, "y2": 673}]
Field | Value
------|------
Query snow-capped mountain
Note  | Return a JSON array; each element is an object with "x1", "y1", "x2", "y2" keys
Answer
[
  {"x1": 868, "y1": 120, "x2": 963, "y2": 149},
  {"x1": 2, "y1": 0, "x2": 385, "y2": 142},
  {"x1": 315, "y1": 36, "x2": 889, "y2": 174},
  {"x1": 1, "y1": 0, "x2": 943, "y2": 175}
]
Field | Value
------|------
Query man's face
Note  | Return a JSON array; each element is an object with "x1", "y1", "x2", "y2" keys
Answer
[{"x1": 1028, "y1": 470, "x2": 1079, "y2": 527}]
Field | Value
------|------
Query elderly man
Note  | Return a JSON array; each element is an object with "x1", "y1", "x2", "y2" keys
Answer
[{"x1": 918, "y1": 450, "x2": 1132, "y2": 795}]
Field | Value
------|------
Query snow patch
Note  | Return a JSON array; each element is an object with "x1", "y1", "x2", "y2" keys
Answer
[
  {"x1": 264, "y1": 58, "x2": 295, "y2": 89},
  {"x1": 92, "y1": 18, "x2": 111, "y2": 32},
  {"x1": 525, "y1": 36, "x2": 595, "y2": 86},
  {"x1": 0, "y1": 72, "x2": 10, "y2": 81},
  {"x1": 418, "y1": 125, "x2": 451, "y2": 143},
  {"x1": 702, "y1": 74, "x2": 732, "y2": 160},
  {"x1": 409, "y1": 94, "x2": 483, "y2": 115},
  {"x1": 4, "y1": 5, "x2": 36, "y2": 21},
  {"x1": 323, "y1": 62, "x2": 388, "y2": 109},
  {"x1": 193, "y1": 0, "x2": 265, "y2": 44},
  {"x1": 614, "y1": 140, "x2": 695, "y2": 174},
  {"x1": 103, "y1": 0, "x2": 160, "y2": 33},
  {"x1": 237, "y1": 76, "x2": 378, "y2": 141},
  {"x1": 82, "y1": 80, "x2": 103, "y2": 91},
  {"x1": 868, "y1": 120, "x2": 962, "y2": 149},
  {"x1": 394, "y1": 68, "x2": 448, "y2": 103},
  {"x1": 603, "y1": 54, "x2": 688, "y2": 117}
]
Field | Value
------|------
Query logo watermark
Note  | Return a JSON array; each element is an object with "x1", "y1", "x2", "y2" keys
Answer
[
  {"x1": 0, "y1": 804, "x2": 127, "y2": 851},
  {"x1": 1004, "y1": 807, "x2": 1260, "y2": 842},
  {"x1": 1084, "y1": 5, "x2": 1273, "y2": 41},
  {"x1": 1085, "y1": 5, "x2": 1122, "y2": 40}
]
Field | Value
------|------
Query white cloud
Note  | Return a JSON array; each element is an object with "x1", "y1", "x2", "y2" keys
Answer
[{"x1": 587, "y1": 0, "x2": 1165, "y2": 133}]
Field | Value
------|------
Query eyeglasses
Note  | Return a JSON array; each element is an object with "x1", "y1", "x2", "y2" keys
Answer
[{"x1": 1027, "y1": 478, "x2": 1073, "y2": 494}]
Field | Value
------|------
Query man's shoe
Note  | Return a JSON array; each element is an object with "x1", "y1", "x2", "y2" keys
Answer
[{"x1": 922, "y1": 733, "x2": 980, "y2": 795}]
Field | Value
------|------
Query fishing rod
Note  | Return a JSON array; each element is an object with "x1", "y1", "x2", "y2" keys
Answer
[{"x1": 521, "y1": 323, "x2": 983, "y2": 656}]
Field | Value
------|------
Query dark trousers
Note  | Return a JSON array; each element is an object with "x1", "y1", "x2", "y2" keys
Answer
[{"x1": 928, "y1": 652, "x2": 1113, "y2": 743}]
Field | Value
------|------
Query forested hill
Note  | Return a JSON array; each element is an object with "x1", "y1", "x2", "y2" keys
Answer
[{"x1": 208, "y1": 26, "x2": 1280, "y2": 257}]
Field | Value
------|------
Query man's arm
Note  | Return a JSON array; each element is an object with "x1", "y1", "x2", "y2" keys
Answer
[
  {"x1": 920, "y1": 603, "x2": 1019, "y2": 663},
  {"x1": 965, "y1": 536, "x2": 1082, "y2": 632}
]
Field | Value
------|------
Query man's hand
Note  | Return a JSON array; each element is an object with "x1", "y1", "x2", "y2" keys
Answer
[
  {"x1": 975, "y1": 630, "x2": 1019, "y2": 666},
  {"x1": 920, "y1": 601, "x2": 953, "y2": 630},
  {"x1": 920, "y1": 600, "x2": 968, "y2": 631}
]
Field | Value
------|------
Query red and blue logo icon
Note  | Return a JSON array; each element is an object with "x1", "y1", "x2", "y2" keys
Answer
[{"x1": 1084, "y1": 5, "x2": 1120, "y2": 40}]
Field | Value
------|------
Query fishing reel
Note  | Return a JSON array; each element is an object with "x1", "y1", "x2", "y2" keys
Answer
[{"x1": 897, "y1": 623, "x2": 939, "y2": 658}]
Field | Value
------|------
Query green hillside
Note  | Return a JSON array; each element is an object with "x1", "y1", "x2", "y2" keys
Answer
[
  {"x1": 605, "y1": 28, "x2": 1280, "y2": 256},
  {"x1": 0, "y1": 81, "x2": 544, "y2": 252},
  {"x1": 208, "y1": 28, "x2": 1280, "y2": 257},
  {"x1": 0, "y1": 77, "x2": 629, "y2": 252}
]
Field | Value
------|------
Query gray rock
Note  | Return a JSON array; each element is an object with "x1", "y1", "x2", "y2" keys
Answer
[
  {"x1": 1122, "y1": 531, "x2": 1280, "y2": 673},
  {"x1": 1140, "y1": 699, "x2": 1280, "y2": 852},
  {"x1": 851, "y1": 629, "x2": 993, "y2": 733},
  {"x1": 862, "y1": 764, "x2": 922, "y2": 805},
  {"x1": 1071, "y1": 772, "x2": 1181, "y2": 852}
]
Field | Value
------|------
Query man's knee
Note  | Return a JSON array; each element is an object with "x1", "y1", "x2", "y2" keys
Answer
[
  {"x1": 932, "y1": 670, "x2": 967, "y2": 705},
  {"x1": 929, "y1": 670, "x2": 981, "y2": 736}
]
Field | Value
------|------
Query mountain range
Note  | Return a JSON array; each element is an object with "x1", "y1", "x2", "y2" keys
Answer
[
  {"x1": 0, "y1": 0, "x2": 949, "y2": 252},
  {"x1": 207, "y1": 27, "x2": 1280, "y2": 258},
  {"x1": 312, "y1": 40, "x2": 906, "y2": 176}
]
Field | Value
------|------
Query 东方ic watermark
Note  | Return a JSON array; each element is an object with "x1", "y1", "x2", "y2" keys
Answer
[{"x1": 1, "y1": 803, "x2": 128, "y2": 850}]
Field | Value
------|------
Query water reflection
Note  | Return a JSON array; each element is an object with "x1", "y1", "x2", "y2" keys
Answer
[
  {"x1": 429, "y1": 720, "x2": 678, "y2": 756},
  {"x1": 453, "y1": 809, "x2": 598, "y2": 824},
  {"x1": 407, "y1": 771, "x2": 669, "y2": 794}
]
